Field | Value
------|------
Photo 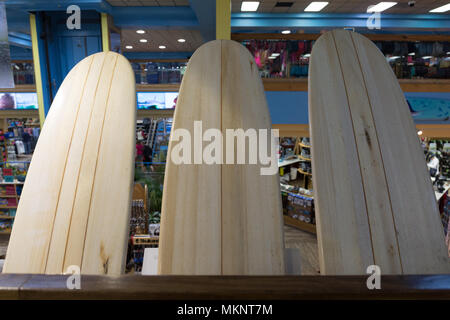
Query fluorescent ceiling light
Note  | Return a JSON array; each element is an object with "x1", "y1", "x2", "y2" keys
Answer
[
  {"x1": 159, "y1": 45, "x2": 166, "y2": 49},
  {"x1": 271, "y1": 53, "x2": 280, "y2": 57},
  {"x1": 447, "y1": 52, "x2": 450, "y2": 55},
  {"x1": 388, "y1": 56, "x2": 401, "y2": 61},
  {"x1": 304, "y1": 2, "x2": 329, "y2": 12},
  {"x1": 139, "y1": 39, "x2": 148, "y2": 43},
  {"x1": 281, "y1": 30, "x2": 291, "y2": 34},
  {"x1": 430, "y1": 3, "x2": 450, "y2": 13},
  {"x1": 136, "y1": 30, "x2": 145, "y2": 34},
  {"x1": 303, "y1": 53, "x2": 311, "y2": 58},
  {"x1": 268, "y1": 56, "x2": 277, "y2": 59},
  {"x1": 408, "y1": 52, "x2": 415, "y2": 56},
  {"x1": 241, "y1": 1, "x2": 260, "y2": 11},
  {"x1": 177, "y1": 38, "x2": 186, "y2": 43},
  {"x1": 422, "y1": 56, "x2": 433, "y2": 59},
  {"x1": 367, "y1": 2, "x2": 397, "y2": 13},
  {"x1": 125, "y1": 45, "x2": 133, "y2": 49}
]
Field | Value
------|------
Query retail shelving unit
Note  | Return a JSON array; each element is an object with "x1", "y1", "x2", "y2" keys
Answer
[{"x1": 0, "y1": 180, "x2": 23, "y2": 235}]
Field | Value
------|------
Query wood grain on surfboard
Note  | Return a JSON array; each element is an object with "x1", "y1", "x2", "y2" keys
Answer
[
  {"x1": 309, "y1": 30, "x2": 450, "y2": 275},
  {"x1": 158, "y1": 40, "x2": 285, "y2": 275},
  {"x1": 3, "y1": 52, "x2": 136, "y2": 275}
]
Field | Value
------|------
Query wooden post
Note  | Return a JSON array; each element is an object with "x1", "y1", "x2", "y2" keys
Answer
[
  {"x1": 216, "y1": 0, "x2": 231, "y2": 40},
  {"x1": 101, "y1": 13, "x2": 110, "y2": 52},
  {"x1": 29, "y1": 14, "x2": 46, "y2": 128}
]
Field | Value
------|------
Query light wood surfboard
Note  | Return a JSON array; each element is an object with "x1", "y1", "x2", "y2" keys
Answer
[
  {"x1": 3, "y1": 52, "x2": 136, "y2": 275},
  {"x1": 158, "y1": 40, "x2": 285, "y2": 275},
  {"x1": 309, "y1": 30, "x2": 450, "y2": 275}
]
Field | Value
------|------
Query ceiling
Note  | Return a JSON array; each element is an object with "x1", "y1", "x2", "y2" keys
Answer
[
  {"x1": 121, "y1": 28, "x2": 204, "y2": 52},
  {"x1": 107, "y1": 0, "x2": 189, "y2": 5},
  {"x1": 111, "y1": 0, "x2": 449, "y2": 53},
  {"x1": 106, "y1": 0, "x2": 450, "y2": 14},
  {"x1": 231, "y1": 1, "x2": 450, "y2": 14}
]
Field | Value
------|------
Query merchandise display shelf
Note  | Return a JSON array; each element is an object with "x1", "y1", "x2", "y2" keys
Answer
[
  {"x1": 299, "y1": 142, "x2": 311, "y2": 149},
  {"x1": 0, "y1": 181, "x2": 24, "y2": 185},
  {"x1": 298, "y1": 168, "x2": 312, "y2": 176},
  {"x1": 284, "y1": 215, "x2": 316, "y2": 234},
  {"x1": 278, "y1": 157, "x2": 301, "y2": 167},
  {"x1": 299, "y1": 155, "x2": 311, "y2": 162}
]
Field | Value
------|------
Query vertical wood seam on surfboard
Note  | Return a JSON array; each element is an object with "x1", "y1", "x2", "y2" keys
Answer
[
  {"x1": 79, "y1": 54, "x2": 119, "y2": 274},
  {"x1": 59, "y1": 53, "x2": 111, "y2": 273},
  {"x1": 349, "y1": 32, "x2": 404, "y2": 273},
  {"x1": 220, "y1": 40, "x2": 223, "y2": 275},
  {"x1": 42, "y1": 56, "x2": 95, "y2": 273},
  {"x1": 330, "y1": 32, "x2": 377, "y2": 267},
  {"x1": 350, "y1": 33, "x2": 449, "y2": 273},
  {"x1": 45, "y1": 54, "x2": 117, "y2": 274},
  {"x1": 331, "y1": 30, "x2": 402, "y2": 274},
  {"x1": 309, "y1": 32, "x2": 375, "y2": 274}
]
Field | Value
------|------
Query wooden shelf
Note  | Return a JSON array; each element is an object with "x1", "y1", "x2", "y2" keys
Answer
[
  {"x1": 0, "y1": 181, "x2": 24, "y2": 185},
  {"x1": 0, "y1": 229, "x2": 11, "y2": 234},
  {"x1": 0, "y1": 206, "x2": 17, "y2": 209},
  {"x1": 299, "y1": 142, "x2": 311, "y2": 148},
  {"x1": 0, "y1": 273, "x2": 449, "y2": 299},
  {"x1": 0, "y1": 215, "x2": 14, "y2": 219},
  {"x1": 232, "y1": 33, "x2": 450, "y2": 42},
  {"x1": 261, "y1": 78, "x2": 450, "y2": 93},
  {"x1": 284, "y1": 215, "x2": 316, "y2": 234},
  {"x1": 298, "y1": 168, "x2": 312, "y2": 176},
  {"x1": 0, "y1": 195, "x2": 17, "y2": 198},
  {"x1": 299, "y1": 155, "x2": 311, "y2": 162}
]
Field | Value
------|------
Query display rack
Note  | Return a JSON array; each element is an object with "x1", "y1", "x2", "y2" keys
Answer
[
  {"x1": 0, "y1": 180, "x2": 23, "y2": 235},
  {"x1": 283, "y1": 215, "x2": 316, "y2": 235}
]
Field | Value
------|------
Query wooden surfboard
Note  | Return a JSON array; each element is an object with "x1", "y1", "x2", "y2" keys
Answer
[
  {"x1": 309, "y1": 30, "x2": 450, "y2": 275},
  {"x1": 3, "y1": 52, "x2": 136, "y2": 275},
  {"x1": 158, "y1": 40, "x2": 285, "y2": 275}
]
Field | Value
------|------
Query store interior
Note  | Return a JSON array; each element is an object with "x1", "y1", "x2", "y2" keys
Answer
[{"x1": 0, "y1": 0, "x2": 449, "y2": 278}]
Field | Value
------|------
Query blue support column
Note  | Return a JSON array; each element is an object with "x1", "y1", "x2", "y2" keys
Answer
[{"x1": 189, "y1": 0, "x2": 216, "y2": 42}]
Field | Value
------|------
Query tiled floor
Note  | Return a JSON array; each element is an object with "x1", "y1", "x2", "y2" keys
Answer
[
  {"x1": 0, "y1": 226, "x2": 319, "y2": 274},
  {"x1": 284, "y1": 225, "x2": 319, "y2": 275}
]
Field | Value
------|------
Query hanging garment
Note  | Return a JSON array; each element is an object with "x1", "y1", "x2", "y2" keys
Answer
[
  {"x1": 432, "y1": 42, "x2": 444, "y2": 57},
  {"x1": 15, "y1": 140, "x2": 25, "y2": 155}
]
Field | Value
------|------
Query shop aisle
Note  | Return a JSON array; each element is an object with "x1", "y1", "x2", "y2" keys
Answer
[{"x1": 284, "y1": 225, "x2": 319, "y2": 275}]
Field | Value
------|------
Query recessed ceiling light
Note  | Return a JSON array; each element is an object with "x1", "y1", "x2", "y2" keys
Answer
[
  {"x1": 281, "y1": 30, "x2": 291, "y2": 34},
  {"x1": 417, "y1": 130, "x2": 423, "y2": 136},
  {"x1": 159, "y1": 45, "x2": 166, "y2": 49},
  {"x1": 125, "y1": 45, "x2": 133, "y2": 49},
  {"x1": 140, "y1": 39, "x2": 148, "y2": 43},
  {"x1": 241, "y1": 1, "x2": 260, "y2": 12},
  {"x1": 177, "y1": 38, "x2": 186, "y2": 43},
  {"x1": 367, "y1": 2, "x2": 397, "y2": 13},
  {"x1": 136, "y1": 30, "x2": 145, "y2": 34},
  {"x1": 430, "y1": 4, "x2": 450, "y2": 13},
  {"x1": 304, "y1": 2, "x2": 329, "y2": 12}
]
